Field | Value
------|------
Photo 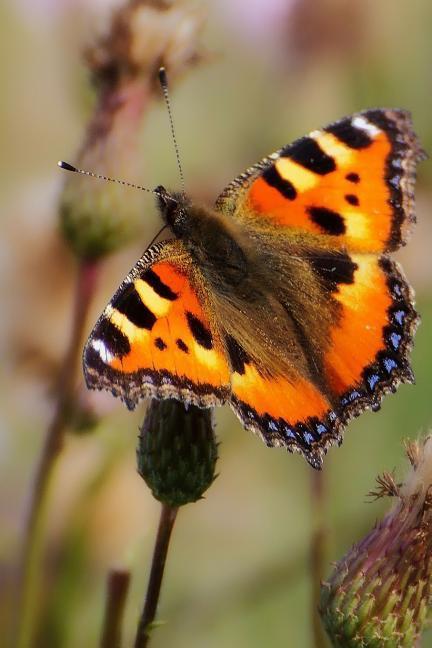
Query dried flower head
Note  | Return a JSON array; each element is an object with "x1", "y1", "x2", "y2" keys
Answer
[
  {"x1": 60, "y1": 0, "x2": 205, "y2": 259},
  {"x1": 320, "y1": 435, "x2": 432, "y2": 647}
]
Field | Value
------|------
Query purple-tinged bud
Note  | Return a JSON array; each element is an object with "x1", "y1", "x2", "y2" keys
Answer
[{"x1": 320, "y1": 436, "x2": 432, "y2": 647}]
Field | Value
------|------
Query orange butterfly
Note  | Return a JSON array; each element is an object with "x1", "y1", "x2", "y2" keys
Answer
[{"x1": 83, "y1": 107, "x2": 424, "y2": 468}]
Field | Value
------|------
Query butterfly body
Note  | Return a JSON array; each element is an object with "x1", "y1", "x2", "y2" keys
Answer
[
  {"x1": 156, "y1": 186, "x2": 336, "y2": 390},
  {"x1": 84, "y1": 108, "x2": 424, "y2": 468},
  {"x1": 158, "y1": 192, "x2": 250, "y2": 289}
]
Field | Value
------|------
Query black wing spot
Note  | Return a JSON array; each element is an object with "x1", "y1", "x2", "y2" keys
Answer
[
  {"x1": 307, "y1": 206, "x2": 346, "y2": 235},
  {"x1": 346, "y1": 172, "x2": 360, "y2": 183},
  {"x1": 154, "y1": 337, "x2": 167, "y2": 350},
  {"x1": 225, "y1": 335, "x2": 249, "y2": 375},
  {"x1": 116, "y1": 284, "x2": 156, "y2": 330},
  {"x1": 283, "y1": 137, "x2": 336, "y2": 175},
  {"x1": 262, "y1": 166, "x2": 297, "y2": 200},
  {"x1": 142, "y1": 269, "x2": 178, "y2": 300},
  {"x1": 345, "y1": 194, "x2": 360, "y2": 206},
  {"x1": 98, "y1": 319, "x2": 131, "y2": 356},
  {"x1": 186, "y1": 312, "x2": 213, "y2": 349},
  {"x1": 176, "y1": 338, "x2": 189, "y2": 353},
  {"x1": 307, "y1": 252, "x2": 358, "y2": 292},
  {"x1": 326, "y1": 118, "x2": 372, "y2": 149}
]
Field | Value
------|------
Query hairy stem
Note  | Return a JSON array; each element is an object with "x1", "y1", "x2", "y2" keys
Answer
[
  {"x1": 100, "y1": 568, "x2": 131, "y2": 648},
  {"x1": 134, "y1": 504, "x2": 178, "y2": 648},
  {"x1": 310, "y1": 469, "x2": 327, "y2": 648},
  {"x1": 14, "y1": 260, "x2": 99, "y2": 648}
]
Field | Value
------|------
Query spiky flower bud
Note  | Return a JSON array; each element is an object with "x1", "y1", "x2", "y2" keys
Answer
[
  {"x1": 320, "y1": 436, "x2": 432, "y2": 647},
  {"x1": 137, "y1": 399, "x2": 218, "y2": 507}
]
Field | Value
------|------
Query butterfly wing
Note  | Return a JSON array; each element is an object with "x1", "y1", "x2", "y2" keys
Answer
[
  {"x1": 84, "y1": 240, "x2": 231, "y2": 409},
  {"x1": 216, "y1": 109, "x2": 424, "y2": 253},
  {"x1": 227, "y1": 252, "x2": 417, "y2": 468},
  {"x1": 216, "y1": 108, "x2": 423, "y2": 467}
]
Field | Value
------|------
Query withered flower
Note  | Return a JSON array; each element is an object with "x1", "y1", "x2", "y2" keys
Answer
[
  {"x1": 320, "y1": 436, "x2": 432, "y2": 647},
  {"x1": 60, "y1": 0, "x2": 205, "y2": 259}
]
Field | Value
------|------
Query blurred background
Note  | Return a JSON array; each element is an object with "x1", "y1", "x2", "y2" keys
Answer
[{"x1": 1, "y1": 0, "x2": 431, "y2": 646}]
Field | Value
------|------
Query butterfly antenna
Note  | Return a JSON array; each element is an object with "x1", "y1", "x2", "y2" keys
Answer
[
  {"x1": 57, "y1": 161, "x2": 159, "y2": 195},
  {"x1": 158, "y1": 67, "x2": 185, "y2": 193}
]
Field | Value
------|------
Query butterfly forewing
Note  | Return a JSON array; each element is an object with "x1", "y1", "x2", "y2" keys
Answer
[
  {"x1": 216, "y1": 109, "x2": 425, "y2": 253},
  {"x1": 84, "y1": 240, "x2": 231, "y2": 410}
]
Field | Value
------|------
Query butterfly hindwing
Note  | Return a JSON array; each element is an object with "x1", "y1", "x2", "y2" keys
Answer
[
  {"x1": 323, "y1": 254, "x2": 417, "y2": 400},
  {"x1": 84, "y1": 240, "x2": 231, "y2": 409},
  {"x1": 228, "y1": 253, "x2": 418, "y2": 468},
  {"x1": 229, "y1": 363, "x2": 333, "y2": 469},
  {"x1": 216, "y1": 108, "x2": 425, "y2": 253}
]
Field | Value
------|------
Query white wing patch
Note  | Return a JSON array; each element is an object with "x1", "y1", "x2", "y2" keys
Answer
[
  {"x1": 352, "y1": 116, "x2": 381, "y2": 138},
  {"x1": 92, "y1": 339, "x2": 114, "y2": 364}
]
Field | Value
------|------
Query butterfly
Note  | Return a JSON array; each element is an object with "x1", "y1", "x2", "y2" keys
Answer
[{"x1": 83, "y1": 108, "x2": 425, "y2": 468}]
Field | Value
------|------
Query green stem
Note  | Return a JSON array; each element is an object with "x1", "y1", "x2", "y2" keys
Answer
[
  {"x1": 134, "y1": 504, "x2": 179, "y2": 648},
  {"x1": 100, "y1": 569, "x2": 131, "y2": 648},
  {"x1": 14, "y1": 260, "x2": 99, "y2": 648},
  {"x1": 310, "y1": 469, "x2": 327, "y2": 648}
]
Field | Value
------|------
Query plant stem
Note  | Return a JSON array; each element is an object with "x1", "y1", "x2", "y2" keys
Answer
[
  {"x1": 310, "y1": 469, "x2": 327, "y2": 648},
  {"x1": 134, "y1": 504, "x2": 179, "y2": 648},
  {"x1": 100, "y1": 568, "x2": 131, "y2": 648},
  {"x1": 14, "y1": 259, "x2": 99, "y2": 648}
]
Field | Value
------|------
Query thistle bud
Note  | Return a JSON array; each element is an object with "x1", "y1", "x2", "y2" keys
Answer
[
  {"x1": 60, "y1": 134, "x2": 146, "y2": 260},
  {"x1": 320, "y1": 436, "x2": 432, "y2": 647},
  {"x1": 137, "y1": 399, "x2": 218, "y2": 508}
]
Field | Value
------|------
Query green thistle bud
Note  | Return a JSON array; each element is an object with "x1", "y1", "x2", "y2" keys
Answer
[
  {"x1": 320, "y1": 436, "x2": 432, "y2": 647},
  {"x1": 137, "y1": 399, "x2": 218, "y2": 507},
  {"x1": 59, "y1": 150, "x2": 145, "y2": 260}
]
